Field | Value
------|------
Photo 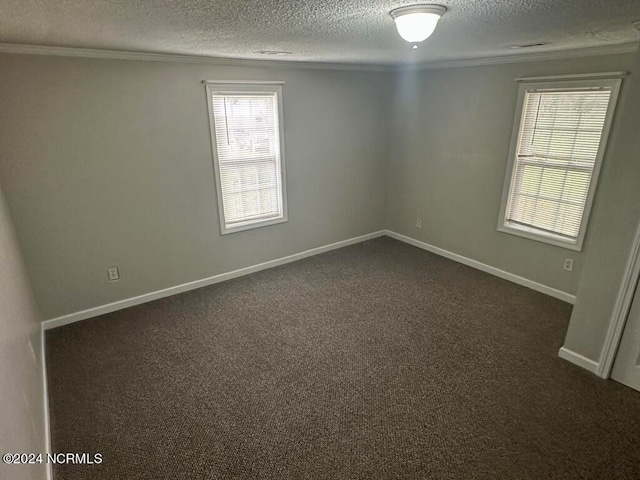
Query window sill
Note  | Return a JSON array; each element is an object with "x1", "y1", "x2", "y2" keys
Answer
[
  {"x1": 221, "y1": 215, "x2": 287, "y2": 235},
  {"x1": 498, "y1": 223, "x2": 583, "y2": 252}
]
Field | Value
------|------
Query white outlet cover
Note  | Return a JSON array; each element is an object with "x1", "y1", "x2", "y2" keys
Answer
[{"x1": 107, "y1": 267, "x2": 120, "y2": 281}]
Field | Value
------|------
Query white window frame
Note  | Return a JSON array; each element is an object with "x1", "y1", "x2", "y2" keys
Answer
[
  {"x1": 205, "y1": 81, "x2": 288, "y2": 235},
  {"x1": 497, "y1": 75, "x2": 622, "y2": 251}
]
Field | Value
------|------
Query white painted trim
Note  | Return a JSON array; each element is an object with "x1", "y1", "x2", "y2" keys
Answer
[
  {"x1": 0, "y1": 43, "x2": 393, "y2": 71},
  {"x1": 40, "y1": 324, "x2": 53, "y2": 480},
  {"x1": 205, "y1": 82, "x2": 288, "y2": 235},
  {"x1": 496, "y1": 77, "x2": 623, "y2": 252},
  {"x1": 42, "y1": 231, "x2": 385, "y2": 329},
  {"x1": 384, "y1": 230, "x2": 576, "y2": 304},
  {"x1": 497, "y1": 224, "x2": 582, "y2": 252},
  {"x1": 0, "y1": 42, "x2": 636, "y2": 72},
  {"x1": 516, "y1": 71, "x2": 629, "y2": 82},
  {"x1": 558, "y1": 346, "x2": 600, "y2": 374},
  {"x1": 596, "y1": 220, "x2": 640, "y2": 379},
  {"x1": 413, "y1": 43, "x2": 639, "y2": 70}
]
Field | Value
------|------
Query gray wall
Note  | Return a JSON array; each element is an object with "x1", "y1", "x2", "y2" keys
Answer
[
  {"x1": 385, "y1": 52, "x2": 637, "y2": 296},
  {"x1": 563, "y1": 47, "x2": 640, "y2": 362},
  {"x1": 1, "y1": 48, "x2": 638, "y2": 371},
  {"x1": 0, "y1": 186, "x2": 46, "y2": 480},
  {"x1": 0, "y1": 54, "x2": 393, "y2": 319}
]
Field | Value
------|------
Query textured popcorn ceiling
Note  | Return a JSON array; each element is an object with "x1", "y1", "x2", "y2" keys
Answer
[{"x1": 0, "y1": 0, "x2": 639, "y2": 64}]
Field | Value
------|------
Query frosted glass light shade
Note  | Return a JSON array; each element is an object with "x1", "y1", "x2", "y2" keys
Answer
[{"x1": 390, "y1": 5, "x2": 446, "y2": 43}]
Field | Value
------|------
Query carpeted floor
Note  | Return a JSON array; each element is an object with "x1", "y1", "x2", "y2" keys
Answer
[{"x1": 46, "y1": 236, "x2": 640, "y2": 480}]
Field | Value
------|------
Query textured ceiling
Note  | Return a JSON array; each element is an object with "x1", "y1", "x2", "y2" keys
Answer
[{"x1": 0, "y1": 0, "x2": 639, "y2": 65}]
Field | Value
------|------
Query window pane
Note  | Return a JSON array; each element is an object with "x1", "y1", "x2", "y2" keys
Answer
[
  {"x1": 506, "y1": 86, "x2": 613, "y2": 241},
  {"x1": 210, "y1": 87, "x2": 284, "y2": 231}
]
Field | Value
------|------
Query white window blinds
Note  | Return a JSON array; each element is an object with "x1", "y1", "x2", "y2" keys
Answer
[
  {"x1": 207, "y1": 84, "x2": 286, "y2": 233},
  {"x1": 505, "y1": 86, "x2": 613, "y2": 242}
]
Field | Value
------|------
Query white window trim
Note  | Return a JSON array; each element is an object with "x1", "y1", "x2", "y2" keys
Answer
[
  {"x1": 497, "y1": 76, "x2": 622, "y2": 252},
  {"x1": 205, "y1": 81, "x2": 288, "y2": 235}
]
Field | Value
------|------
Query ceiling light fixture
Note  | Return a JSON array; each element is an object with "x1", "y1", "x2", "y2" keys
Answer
[{"x1": 390, "y1": 4, "x2": 446, "y2": 46}]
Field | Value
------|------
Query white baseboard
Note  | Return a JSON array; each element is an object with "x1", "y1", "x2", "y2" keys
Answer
[
  {"x1": 384, "y1": 230, "x2": 576, "y2": 304},
  {"x1": 40, "y1": 325, "x2": 53, "y2": 480},
  {"x1": 42, "y1": 231, "x2": 385, "y2": 330},
  {"x1": 42, "y1": 229, "x2": 576, "y2": 330},
  {"x1": 558, "y1": 346, "x2": 600, "y2": 374}
]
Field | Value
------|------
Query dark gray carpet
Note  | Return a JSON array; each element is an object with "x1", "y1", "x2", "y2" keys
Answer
[{"x1": 46, "y1": 236, "x2": 640, "y2": 479}]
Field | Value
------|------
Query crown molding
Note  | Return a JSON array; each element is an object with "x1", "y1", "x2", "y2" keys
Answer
[
  {"x1": 0, "y1": 41, "x2": 637, "y2": 72},
  {"x1": 516, "y1": 71, "x2": 628, "y2": 82},
  {"x1": 0, "y1": 43, "x2": 395, "y2": 72},
  {"x1": 406, "y1": 42, "x2": 639, "y2": 70}
]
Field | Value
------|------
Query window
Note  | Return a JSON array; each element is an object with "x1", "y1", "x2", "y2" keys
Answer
[
  {"x1": 205, "y1": 82, "x2": 287, "y2": 234},
  {"x1": 498, "y1": 76, "x2": 622, "y2": 251}
]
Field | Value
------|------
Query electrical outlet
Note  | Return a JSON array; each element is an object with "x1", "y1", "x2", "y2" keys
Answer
[
  {"x1": 107, "y1": 266, "x2": 120, "y2": 281},
  {"x1": 416, "y1": 218, "x2": 422, "y2": 229},
  {"x1": 563, "y1": 259, "x2": 574, "y2": 272}
]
